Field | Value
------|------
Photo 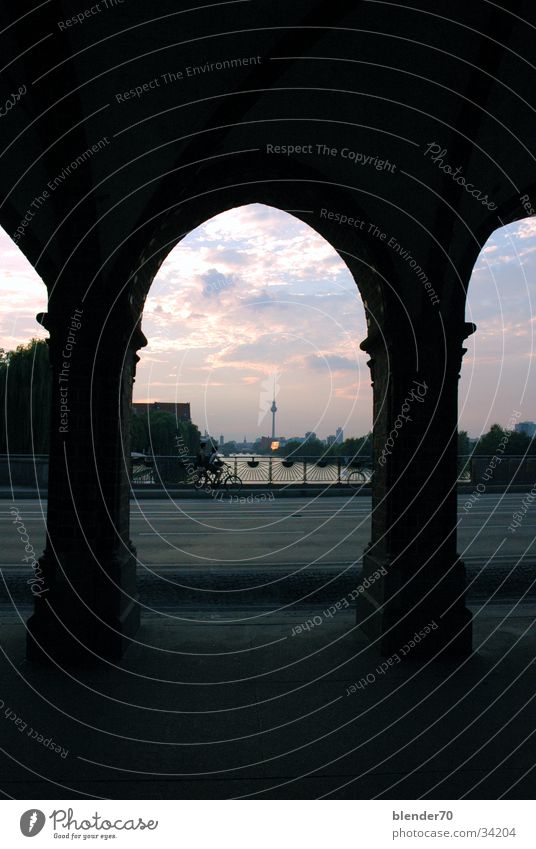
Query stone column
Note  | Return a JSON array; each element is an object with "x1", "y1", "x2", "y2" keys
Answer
[
  {"x1": 357, "y1": 321, "x2": 475, "y2": 658},
  {"x1": 26, "y1": 304, "x2": 146, "y2": 663}
]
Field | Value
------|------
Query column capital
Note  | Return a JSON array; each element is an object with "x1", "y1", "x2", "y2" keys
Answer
[
  {"x1": 37, "y1": 300, "x2": 148, "y2": 369},
  {"x1": 361, "y1": 320, "x2": 476, "y2": 355},
  {"x1": 361, "y1": 319, "x2": 476, "y2": 381}
]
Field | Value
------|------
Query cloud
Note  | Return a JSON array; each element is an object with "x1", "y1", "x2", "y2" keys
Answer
[
  {"x1": 515, "y1": 218, "x2": 536, "y2": 240},
  {"x1": 304, "y1": 354, "x2": 360, "y2": 372},
  {"x1": 198, "y1": 268, "x2": 235, "y2": 298},
  {"x1": 204, "y1": 247, "x2": 250, "y2": 266},
  {"x1": 334, "y1": 381, "x2": 368, "y2": 400},
  {"x1": 3, "y1": 205, "x2": 534, "y2": 441}
]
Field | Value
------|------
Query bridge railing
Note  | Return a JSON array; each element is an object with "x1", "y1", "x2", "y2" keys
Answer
[
  {"x1": 1, "y1": 454, "x2": 533, "y2": 488},
  {"x1": 133, "y1": 454, "x2": 373, "y2": 486},
  {"x1": 131, "y1": 453, "x2": 536, "y2": 486}
]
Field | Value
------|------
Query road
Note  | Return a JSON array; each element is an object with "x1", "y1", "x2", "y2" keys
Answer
[{"x1": 1, "y1": 494, "x2": 535, "y2": 605}]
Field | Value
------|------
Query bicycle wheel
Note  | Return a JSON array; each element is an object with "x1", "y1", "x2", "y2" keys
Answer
[
  {"x1": 347, "y1": 470, "x2": 366, "y2": 489},
  {"x1": 223, "y1": 474, "x2": 242, "y2": 493}
]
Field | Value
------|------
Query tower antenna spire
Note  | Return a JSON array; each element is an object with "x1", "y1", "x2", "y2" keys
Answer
[{"x1": 270, "y1": 372, "x2": 278, "y2": 440}]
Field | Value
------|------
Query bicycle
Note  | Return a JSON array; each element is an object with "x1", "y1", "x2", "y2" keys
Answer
[
  {"x1": 344, "y1": 461, "x2": 373, "y2": 490},
  {"x1": 192, "y1": 461, "x2": 243, "y2": 494}
]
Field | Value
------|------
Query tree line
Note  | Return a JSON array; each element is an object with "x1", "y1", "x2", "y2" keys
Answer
[
  {"x1": 0, "y1": 339, "x2": 50, "y2": 453},
  {"x1": 0, "y1": 339, "x2": 201, "y2": 455},
  {"x1": 0, "y1": 339, "x2": 534, "y2": 457}
]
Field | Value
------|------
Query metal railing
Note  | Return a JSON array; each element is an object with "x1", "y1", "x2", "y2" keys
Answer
[
  {"x1": 132, "y1": 455, "x2": 372, "y2": 486},
  {"x1": 133, "y1": 454, "x2": 536, "y2": 487},
  {"x1": 1, "y1": 454, "x2": 534, "y2": 488}
]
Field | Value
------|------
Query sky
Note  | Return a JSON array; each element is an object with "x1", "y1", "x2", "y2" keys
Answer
[{"x1": 1, "y1": 204, "x2": 535, "y2": 441}]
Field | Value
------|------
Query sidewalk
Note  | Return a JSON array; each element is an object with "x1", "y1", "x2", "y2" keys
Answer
[{"x1": 0, "y1": 602, "x2": 534, "y2": 799}]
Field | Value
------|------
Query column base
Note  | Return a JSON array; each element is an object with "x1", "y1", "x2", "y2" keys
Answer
[
  {"x1": 26, "y1": 548, "x2": 140, "y2": 664},
  {"x1": 357, "y1": 551, "x2": 472, "y2": 658}
]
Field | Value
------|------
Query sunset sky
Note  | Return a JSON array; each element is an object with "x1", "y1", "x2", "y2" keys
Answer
[{"x1": 1, "y1": 204, "x2": 534, "y2": 441}]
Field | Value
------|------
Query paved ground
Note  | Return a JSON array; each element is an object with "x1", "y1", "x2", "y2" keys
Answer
[
  {"x1": 0, "y1": 603, "x2": 535, "y2": 799},
  {"x1": 1, "y1": 494, "x2": 535, "y2": 799},
  {"x1": 1, "y1": 494, "x2": 535, "y2": 605}
]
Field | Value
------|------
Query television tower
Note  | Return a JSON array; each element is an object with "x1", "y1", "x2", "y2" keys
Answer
[{"x1": 270, "y1": 377, "x2": 277, "y2": 440}]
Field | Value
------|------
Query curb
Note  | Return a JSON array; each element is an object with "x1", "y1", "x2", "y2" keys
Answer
[{"x1": 1, "y1": 484, "x2": 533, "y2": 499}]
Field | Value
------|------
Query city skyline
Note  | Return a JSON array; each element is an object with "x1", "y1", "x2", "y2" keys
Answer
[{"x1": 1, "y1": 203, "x2": 534, "y2": 440}]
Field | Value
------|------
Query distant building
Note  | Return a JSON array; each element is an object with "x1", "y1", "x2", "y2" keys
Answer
[
  {"x1": 515, "y1": 421, "x2": 536, "y2": 437},
  {"x1": 304, "y1": 431, "x2": 317, "y2": 441},
  {"x1": 132, "y1": 401, "x2": 191, "y2": 422},
  {"x1": 335, "y1": 426, "x2": 344, "y2": 443},
  {"x1": 326, "y1": 434, "x2": 336, "y2": 447},
  {"x1": 219, "y1": 434, "x2": 224, "y2": 446}
]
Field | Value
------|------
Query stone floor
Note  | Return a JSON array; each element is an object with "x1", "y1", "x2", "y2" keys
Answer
[{"x1": 0, "y1": 601, "x2": 535, "y2": 799}]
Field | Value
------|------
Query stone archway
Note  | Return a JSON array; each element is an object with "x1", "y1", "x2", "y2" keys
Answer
[
  {"x1": 27, "y1": 181, "x2": 475, "y2": 662},
  {"x1": 25, "y1": 183, "x2": 388, "y2": 664},
  {"x1": 122, "y1": 182, "x2": 477, "y2": 659}
]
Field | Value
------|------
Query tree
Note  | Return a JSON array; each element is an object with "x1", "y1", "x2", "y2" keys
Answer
[
  {"x1": 457, "y1": 430, "x2": 472, "y2": 456},
  {"x1": 0, "y1": 339, "x2": 51, "y2": 454},
  {"x1": 176, "y1": 419, "x2": 201, "y2": 455},
  {"x1": 131, "y1": 411, "x2": 201, "y2": 456},
  {"x1": 279, "y1": 440, "x2": 301, "y2": 457},
  {"x1": 280, "y1": 438, "x2": 325, "y2": 458},
  {"x1": 333, "y1": 433, "x2": 372, "y2": 460},
  {"x1": 145, "y1": 411, "x2": 175, "y2": 454},
  {"x1": 137, "y1": 411, "x2": 200, "y2": 455},
  {"x1": 221, "y1": 440, "x2": 238, "y2": 455},
  {"x1": 254, "y1": 436, "x2": 274, "y2": 454},
  {"x1": 130, "y1": 414, "x2": 149, "y2": 453},
  {"x1": 474, "y1": 423, "x2": 533, "y2": 455}
]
